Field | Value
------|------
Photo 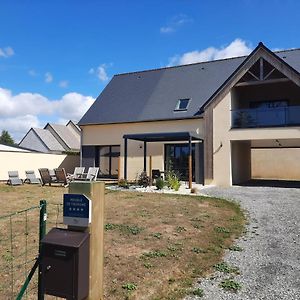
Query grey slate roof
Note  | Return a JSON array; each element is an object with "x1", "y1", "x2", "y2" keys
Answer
[
  {"x1": 46, "y1": 123, "x2": 80, "y2": 150},
  {"x1": 33, "y1": 128, "x2": 65, "y2": 152},
  {"x1": 78, "y1": 47, "x2": 300, "y2": 126}
]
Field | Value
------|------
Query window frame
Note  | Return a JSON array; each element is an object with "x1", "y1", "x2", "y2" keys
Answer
[{"x1": 174, "y1": 98, "x2": 191, "y2": 112}]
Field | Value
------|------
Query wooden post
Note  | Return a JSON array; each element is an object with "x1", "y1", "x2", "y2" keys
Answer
[
  {"x1": 118, "y1": 156, "x2": 121, "y2": 181},
  {"x1": 143, "y1": 141, "x2": 147, "y2": 173},
  {"x1": 124, "y1": 138, "x2": 128, "y2": 180},
  {"x1": 189, "y1": 155, "x2": 192, "y2": 189},
  {"x1": 149, "y1": 155, "x2": 152, "y2": 185},
  {"x1": 69, "y1": 181, "x2": 105, "y2": 300},
  {"x1": 188, "y1": 136, "x2": 192, "y2": 189}
]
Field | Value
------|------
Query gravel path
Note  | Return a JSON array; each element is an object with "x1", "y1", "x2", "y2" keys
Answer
[{"x1": 186, "y1": 185, "x2": 300, "y2": 300}]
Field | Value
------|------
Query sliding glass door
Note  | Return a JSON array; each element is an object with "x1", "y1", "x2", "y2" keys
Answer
[
  {"x1": 96, "y1": 145, "x2": 120, "y2": 178},
  {"x1": 165, "y1": 143, "x2": 195, "y2": 181}
]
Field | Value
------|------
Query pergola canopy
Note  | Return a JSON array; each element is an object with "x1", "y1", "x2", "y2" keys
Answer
[
  {"x1": 123, "y1": 131, "x2": 203, "y2": 142},
  {"x1": 123, "y1": 131, "x2": 203, "y2": 188}
]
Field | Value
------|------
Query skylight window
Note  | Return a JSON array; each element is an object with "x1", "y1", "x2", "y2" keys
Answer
[{"x1": 174, "y1": 98, "x2": 190, "y2": 111}]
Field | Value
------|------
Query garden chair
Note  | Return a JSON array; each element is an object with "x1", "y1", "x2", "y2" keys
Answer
[
  {"x1": 7, "y1": 171, "x2": 23, "y2": 186},
  {"x1": 67, "y1": 167, "x2": 85, "y2": 181},
  {"x1": 54, "y1": 168, "x2": 69, "y2": 187},
  {"x1": 24, "y1": 170, "x2": 41, "y2": 184},
  {"x1": 39, "y1": 168, "x2": 53, "y2": 186},
  {"x1": 80, "y1": 167, "x2": 99, "y2": 181}
]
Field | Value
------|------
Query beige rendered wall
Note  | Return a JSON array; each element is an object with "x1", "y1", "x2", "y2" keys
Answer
[
  {"x1": 0, "y1": 152, "x2": 80, "y2": 181},
  {"x1": 81, "y1": 119, "x2": 203, "y2": 181},
  {"x1": 231, "y1": 141, "x2": 251, "y2": 184},
  {"x1": 212, "y1": 92, "x2": 300, "y2": 186},
  {"x1": 252, "y1": 148, "x2": 300, "y2": 180}
]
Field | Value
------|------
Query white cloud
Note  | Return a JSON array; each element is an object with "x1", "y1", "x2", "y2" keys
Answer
[
  {"x1": 28, "y1": 69, "x2": 37, "y2": 76},
  {"x1": 0, "y1": 87, "x2": 95, "y2": 142},
  {"x1": 90, "y1": 64, "x2": 110, "y2": 82},
  {"x1": 45, "y1": 72, "x2": 53, "y2": 83},
  {"x1": 53, "y1": 93, "x2": 94, "y2": 121},
  {"x1": 160, "y1": 26, "x2": 175, "y2": 34},
  {"x1": 168, "y1": 39, "x2": 253, "y2": 66},
  {"x1": 59, "y1": 80, "x2": 69, "y2": 88},
  {"x1": 0, "y1": 46, "x2": 14, "y2": 58},
  {"x1": 160, "y1": 14, "x2": 192, "y2": 34}
]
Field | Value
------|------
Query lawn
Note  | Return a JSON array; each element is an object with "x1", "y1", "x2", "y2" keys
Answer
[{"x1": 0, "y1": 183, "x2": 245, "y2": 300}]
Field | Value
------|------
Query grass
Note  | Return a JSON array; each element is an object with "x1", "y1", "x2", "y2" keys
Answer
[
  {"x1": 213, "y1": 262, "x2": 239, "y2": 274},
  {"x1": 0, "y1": 183, "x2": 245, "y2": 300},
  {"x1": 220, "y1": 279, "x2": 242, "y2": 292}
]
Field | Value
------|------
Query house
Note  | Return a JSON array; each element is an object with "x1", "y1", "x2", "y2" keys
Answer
[
  {"x1": 19, "y1": 120, "x2": 80, "y2": 154},
  {"x1": 44, "y1": 121, "x2": 80, "y2": 152},
  {"x1": 78, "y1": 43, "x2": 300, "y2": 186}
]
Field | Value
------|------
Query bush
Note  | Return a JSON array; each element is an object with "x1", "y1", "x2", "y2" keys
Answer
[
  {"x1": 138, "y1": 171, "x2": 150, "y2": 187},
  {"x1": 118, "y1": 178, "x2": 129, "y2": 189},
  {"x1": 155, "y1": 177, "x2": 165, "y2": 190},
  {"x1": 165, "y1": 170, "x2": 181, "y2": 191}
]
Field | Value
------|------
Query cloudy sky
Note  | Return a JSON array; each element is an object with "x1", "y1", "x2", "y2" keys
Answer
[{"x1": 1, "y1": 0, "x2": 300, "y2": 142}]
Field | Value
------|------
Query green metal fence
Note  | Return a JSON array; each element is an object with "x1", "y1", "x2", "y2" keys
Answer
[{"x1": 0, "y1": 201, "x2": 65, "y2": 299}]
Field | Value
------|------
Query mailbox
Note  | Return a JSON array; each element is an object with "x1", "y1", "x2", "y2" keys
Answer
[{"x1": 41, "y1": 228, "x2": 89, "y2": 300}]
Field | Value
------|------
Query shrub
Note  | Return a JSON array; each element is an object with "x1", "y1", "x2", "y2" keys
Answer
[
  {"x1": 118, "y1": 178, "x2": 129, "y2": 189},
  {"x1": 165, "y1": 170, "x2": 181, "y2": 191},
  {"x1": 191, "y1": 288, "x2": 204, "y2": 297},
  {"x1": 155, "y1": 177, "x2": 165, "y2": 190},
  {"x1": 138, "y1": 171, "x2": 150, "y2": 187}
]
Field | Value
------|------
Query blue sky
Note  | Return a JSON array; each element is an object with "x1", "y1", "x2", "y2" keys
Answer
[{"x1": 1, "y1": 0, "x2": 300, "y2": 141}]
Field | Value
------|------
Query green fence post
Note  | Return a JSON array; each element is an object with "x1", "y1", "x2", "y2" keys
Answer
[{"x1": 38, "y1": 200, "x2": 47, "y2": 300}]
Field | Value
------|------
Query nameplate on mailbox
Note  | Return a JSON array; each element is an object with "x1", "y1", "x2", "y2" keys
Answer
[{"x1": 63, "y1": 194, "x2": 92, "y2": 227}]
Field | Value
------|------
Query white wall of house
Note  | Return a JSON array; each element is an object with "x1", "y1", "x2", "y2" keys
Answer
[
  {"x1": 81, "y1": 119, "x2": 203, "y2": 181},
  {"x1": 0, "y1": 151, "x2": 80, "y2": 181}
]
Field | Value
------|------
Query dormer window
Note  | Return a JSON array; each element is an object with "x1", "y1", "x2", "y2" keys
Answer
[{"x1": 174, "y1": 98, "x2": 190, "y2": 111}]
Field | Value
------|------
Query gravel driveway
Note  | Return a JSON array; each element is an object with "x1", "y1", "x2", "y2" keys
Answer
[{"x1": 186, "y1": 185, "x2": 300, "y2": 300}]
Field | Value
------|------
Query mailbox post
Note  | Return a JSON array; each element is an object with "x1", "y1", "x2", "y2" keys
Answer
[
  {"x1": 68, "y1": 181, "x2": 105, "y2": 300},
  {"x1": 40, "y1": 181, "x2": 104, "y2": 300}
]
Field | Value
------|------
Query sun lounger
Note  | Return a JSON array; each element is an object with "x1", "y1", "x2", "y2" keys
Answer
[
  {"x1": 39, "y1": 168, "x2": 53, "y2": 186},
  {"x1": 7, "y1": 171, "x2": 23, "y2": 186},
  {"x1": 67, "y1": 167, "x2": 85, "y2": 181},
  {"x1": 54, "y1": 168, "x2": 69, "y2": 187},
  {"x1": 24, "y1": 170, "x2": 41, "y2": 184},
  {"x1": 78, "y1": 167, "x2": 99, "y2": 181}
]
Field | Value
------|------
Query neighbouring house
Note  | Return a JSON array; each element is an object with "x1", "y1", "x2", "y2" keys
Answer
[
  {"x1": 19, "y1": 120, "x2": 80, "y2": 154},
  {"x1": 78, "y1": 43, "x2": 300, "y2": 186}
]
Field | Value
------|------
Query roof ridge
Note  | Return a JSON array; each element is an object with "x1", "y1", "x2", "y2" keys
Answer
[
  {"x1": 115, "y1": 55, "x2": 247, "y2": 77},
  {"x1": 115, "y1": 47, "x2": 300, "y2": 77}
]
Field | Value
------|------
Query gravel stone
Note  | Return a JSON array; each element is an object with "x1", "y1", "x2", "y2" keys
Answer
[{"x1": 185, "y1": 185, "x2": 300, "y2": 300}]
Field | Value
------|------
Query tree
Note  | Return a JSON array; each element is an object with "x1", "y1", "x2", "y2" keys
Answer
[{"x1": 0, "y1": 130, "x2": 15, "y2": 145}]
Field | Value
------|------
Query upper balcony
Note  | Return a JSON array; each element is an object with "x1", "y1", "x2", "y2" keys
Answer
[{"x1": 231, "y1": 106, "x2": 300, "y2": 129}]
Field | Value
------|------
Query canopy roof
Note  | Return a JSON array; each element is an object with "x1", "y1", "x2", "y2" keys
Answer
[{"x1": 123, "y1": 131, "x2": 203, "y2": 142}]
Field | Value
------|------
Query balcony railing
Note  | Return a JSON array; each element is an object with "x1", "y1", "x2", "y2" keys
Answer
[{"x1": 231, "y1": 106, "x2": 300, "y2": 128}]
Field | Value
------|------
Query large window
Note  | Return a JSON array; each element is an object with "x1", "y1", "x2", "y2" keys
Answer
[
  {"x1": 165, "y1": 143, "x2": 195, "y2": 181},
  {"x1": 96, "y1": 145, "x2": 120, "y2": 178}
]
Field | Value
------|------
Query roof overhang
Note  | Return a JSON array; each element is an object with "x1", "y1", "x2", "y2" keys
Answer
[{"x1": 123, "y1": 131, "x2": 203, "y2": 142}]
